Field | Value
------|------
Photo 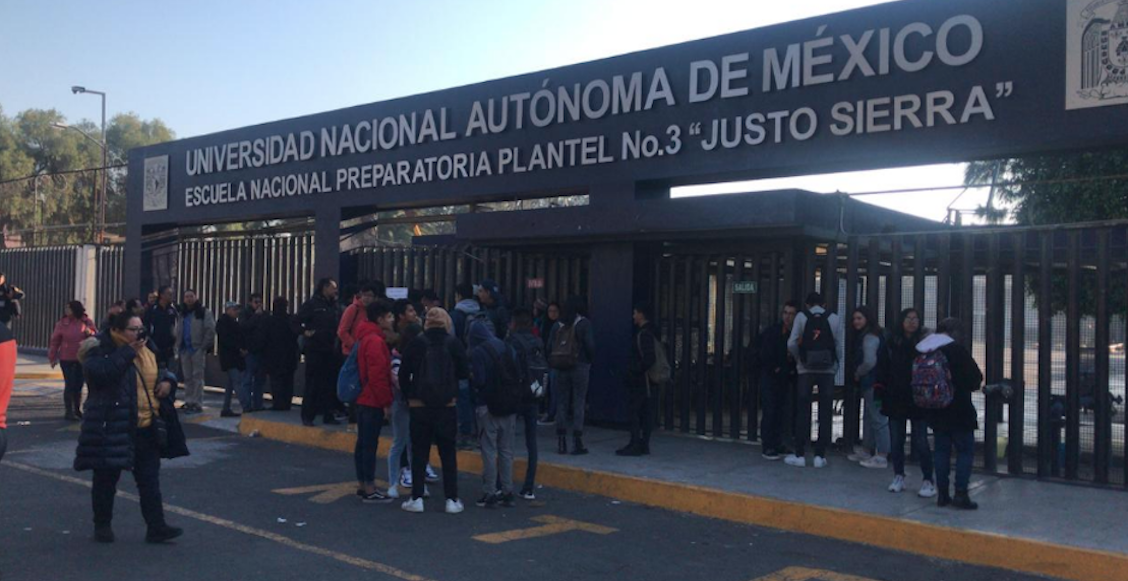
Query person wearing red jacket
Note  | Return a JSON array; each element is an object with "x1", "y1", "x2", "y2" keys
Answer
[
  {"x1": 49, "y1": 300, "x2": 97, "y2": 420},
  {"x1": 354, "y1": 300, "x2": 395, "y2": 503},
  {"x1": 0, "y1": 320, "x2": 14, "y2": 463}
]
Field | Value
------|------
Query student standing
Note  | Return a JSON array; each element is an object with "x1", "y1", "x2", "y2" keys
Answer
[
  {"x1": 174, "y1": 290, "x2": 216, "y2": 414},
  {"x1": 757, "y1": 301, "x2": 798, "y2": 460},
  {"x1": 49, "y1": 300, "x2": 97, "y2": 420},
  {"x1": 298, "y1": 278, "x2": 342, "y2": 426},
  {"x1": 617, "y1": 302, "x2": 659, "y2": 457},
  {"x1": 470, "y1": 320, "x2": 523, "y2": 508},
  {"x1": 505, "y1": 308, "x2": 545, "y2": 498},
  {"x1": 353, "y1": 301, "x2": 396, "y2": 503},
  {"x1": 216, "y1": 301, "x2": 248, "y2": 417},
  {"x1": 0, "y1": 322, "x2": 14, "y2": 463},
  {"x1": 849, "y1": 306, "x2": 890, "y2": 469},
  {"x1": 261, "y1": 297, "x2": 300, "y2": 411},
  {"x1": 548, "y1": 297, "x2": 595, "y2": 455},
  {"x1": 881, "y1": 308, "x2": 936, "y2": 497},
  {"x1": 785, "y1": 293, "x2": 845, "y2": 468}
]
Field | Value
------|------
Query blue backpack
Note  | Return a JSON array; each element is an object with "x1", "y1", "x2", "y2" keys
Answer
[{"x1": 337, "y1": 342, "x2": 362, "y2": 404}]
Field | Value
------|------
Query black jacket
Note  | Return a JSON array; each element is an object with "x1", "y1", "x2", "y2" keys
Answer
[
  {"x1": 144, "y1": 302, "x2": 179, "y2": 365},
  {"x1": 399, "y1": 328, "x2": 470, "y2": 406},
  {"x1": 547, "y1": 317, "x2": 596, "y2": 368},
  {"x1": 74, "y1": 333, "x2": 187, "y2": 472},
  {"x1": 0, "y1": 284, "x2": 24, "y2": 324},
  {"x1": 629, "y1": 323, "x2": 658, "y2": 386},
  {"x1": 240, "y1": 307, "x2": 268, "y2": 355},
  {"x1": 216, "y1": 314, "x2": 245, "y2": 372},
  {"x1": 922, "y1": 340, "x2": 983, "y2": 433},
  {"x1": 756, "y1": 322, "x2": 795, "y2": 382},
  {"x1": 879, "y1": 331, "x2": 924, "y2": 420},
  {"x1": 297, "y1": 294, "x2": 340, "y2": 354},
  {"x1": 260, "y1": 312, "x2": 300, "y2": 377}
]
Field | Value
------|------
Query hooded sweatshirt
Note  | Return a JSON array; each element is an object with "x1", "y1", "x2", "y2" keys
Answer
[
  {"x1": 451, "y1": 298, "x2": 481, "y2": 342},
  {"x1": 916, "y1": 333, "x2": 983, "y2": 432},
  {"x1": 355, "y1": 320, "x2": 393, "y2": 409},
  {"x1": 468, "y1": 320, "x2": 507, "y2": 407},
  {"x1": 337, "y1": 297, "x2": 366, "y2": 355}
]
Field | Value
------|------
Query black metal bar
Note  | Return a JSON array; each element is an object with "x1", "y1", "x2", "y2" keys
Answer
[
  {"x1": 938, "y1": 233, "x2": 952, "y2": 322},
  {"x1": 844, "y1": 239, "x2": 861, "y2": 450},
  {"x1": 888, "y1": 238, "x2": 903, "y2": 328},
  {"x1": 1094, "y1": 229, "x2": 1111, "y2": 484},
  {"x1": 1037, "y1": 233, "x2": 1054, "y2": 479},
  {"x1": 983, "y1": 233, "x2": 1003, "y2": 473},
  {"x1": 731, "y1": 255, "x2": 746, "y2": 440},
  {"x1": 959, "y1": 235, "x2": 975, "y2": 351},
  {"x1": 748, "y1": 254, "x2": 763, "y2": 441},
  {"x1": 665, "y1": 257, "x2": 677, "y2": 431},
  {"x1": 866, "y1": 238, "x2": 880, "y2": 312},
  {"x1": 1009, "y1": 232, "x2": 1026, "y2": 475},
  {"x1": 680, "y1": 257, "x2": 693, "y2": 433},
  {"x1": 714, "y1": 256, "x2": 727, "y2": 438},
  {"x1": 825, "y1": 242, "x2": 840, "y2": 319},
  {"x1": 697, "y1": 256, "x2": 710, "y2": 436},
  {"x1": 913, "y1": 234, "x2": 927, "y2": 312},
  {"x1": 1065, "y1": 231, "x2": 1081, "y2": 480}
]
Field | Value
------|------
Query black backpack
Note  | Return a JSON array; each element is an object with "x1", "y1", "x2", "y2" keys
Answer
[
  {"x1": 481, "y1": 342, "x2": 526, "y2": 416},
  {"x1": 800, "y1": 310, "x2": 837, "y2": 371},
  {"x1": 412, "y1": 335, "x2": 458, "y2": 407}
]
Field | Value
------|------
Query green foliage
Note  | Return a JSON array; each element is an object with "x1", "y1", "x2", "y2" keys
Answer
[{"x1": 0, "y1": 105, "x2": 174, "y2": 246}]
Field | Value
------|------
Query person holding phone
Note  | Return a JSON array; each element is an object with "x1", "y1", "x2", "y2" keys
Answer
[{"x1": 76, "y1": 312, "x2": 184, "y2": 544}]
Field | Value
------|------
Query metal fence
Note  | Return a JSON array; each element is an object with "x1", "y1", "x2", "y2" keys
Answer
[
  {"x1": 351, "y1": 245, "x2": 589, "y2": 307},
  {"x1": 652, "y1": 224, "x2": 1128, "y2": 488},
  {"x1": 173, "y1": 232, "x2": 317, "y2": 313},
  {"x1": 0, "y1": 247, "x2": 79, "y2": 350}
]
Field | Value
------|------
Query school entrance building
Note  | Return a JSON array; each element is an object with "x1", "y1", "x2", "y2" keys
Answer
[{"x1": 122, "y1": 0, "x2": 1128, "y2": 487}]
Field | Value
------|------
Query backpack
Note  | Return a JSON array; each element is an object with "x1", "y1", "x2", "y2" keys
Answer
[
  {"x1": 481, "y1": 342, "x2": 526, "y2": 416},
  {"x1": 336, "y1": 342, "x2": 362, "y2": 404},
  {"x1": 413, "y1": 336, "x2": 459, "y2": 407},
  {"x1": 799, "y1": 310, "x2": 836, "y2": 371},
  {"x1": 637, "y1": 331, "x2": 671, "y2": 386},
  {"x1": 548, "y1": 322, "x2": 580, "y2": 370},
  {"x1": 506, "y1": 334, "x2": 545, "y2": 399},
  {"x1": 461, "y1": 310, "x2": 494, "y2": 345},
  {"x1": 912, "y1": 349, "x2": 954, "y2": 409}
]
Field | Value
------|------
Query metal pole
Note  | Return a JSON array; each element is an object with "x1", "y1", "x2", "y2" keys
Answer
[{"x1": 100, "y1": 92, "x2": 107, "y2": 245}]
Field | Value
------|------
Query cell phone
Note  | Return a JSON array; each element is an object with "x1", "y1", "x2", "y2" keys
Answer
[{"x1": 137, "y1": 328, "x2": 149, "y2": 342}]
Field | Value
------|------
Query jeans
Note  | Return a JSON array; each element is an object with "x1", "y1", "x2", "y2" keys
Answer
[
  {"x1": 554, "y1": 363, "x2": 591, "y2": 436},
  {"x1": 354, "y1": 405, "x2": 385, "y2": 485},
  {"x1": 224, "y1": 368, "x2": 249, "y2": 412},
  {"x1": 410, "y1": 407, "x2": 459, "y2": 501},
  {"x1": 518, "y1": 402, "x2": 538, "y2": 491},
  {"x1": 269, "y1": 371, "x2": 295, "y2": 410},
  {"x1": 795, "y1": 373, "x2": 835, "y2": 457},
  {"x1": 861, "y1": 378, "x2": 890, "y2": 455},
  {"x1": 61, "y1": 360, "x2": 85, "y2": 414},
  {"x1": 179, "y1": 349, "x2": 207, "y2": 407},
  {"x1": 478, "y1": 407, "x2": 516, "y2": 495},
  {"x1": 92, "y1": 428, "x2": 165, "y2": 529},
  {"x1": 544, "y1": 370, "x2": 558, "y2": 419},
  {"x1": 891, "y1": 417, "x2": 933, "y2": 480},
  {"x1": 628, "y1": 379, "x2": 655, "y2": 447},
  {"x1": 387, "y1": 399, "x2": 412, "y2": 485},
  {"x1": 301, "y1": 351, "x2": 337, "y2": 423},
  {"x1": 934, "y1": 429, "x2": 975, "y2": 492},
  {"x1": 759, "y1": 371, "x2": 789, "y2": 452},
  {"x1": 0, "y1": 428, "x2": 7, "y2": 462},
  {"x1": 456, "y1": 379, "x2": 474, "y2": 437},
  {"x1": 243, "y1": 354, "x2": 267, "y2": 410}
]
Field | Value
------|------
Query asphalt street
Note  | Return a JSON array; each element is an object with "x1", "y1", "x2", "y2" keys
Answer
[{"x1": 0, "y1": 383, "x2": 1050, "y2": 581}]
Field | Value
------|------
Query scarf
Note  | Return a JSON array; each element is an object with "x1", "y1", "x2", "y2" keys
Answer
[{"x1": 112, "y1": 330, "x2": 159, "y2": 428}]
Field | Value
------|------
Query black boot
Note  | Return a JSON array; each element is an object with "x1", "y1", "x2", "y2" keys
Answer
[
  {"x1": 64, "y1": 395, "x2": 77, "y2": 421},
  {"x1": 145, "y1": 524, "x2": 184, "y2": 544},
  {"x1": 952, "y1": 490, "x2": 978, "y2": 510},
  {"x1": 640, "y1": 440, "x2": 651, "y2": 455},
  {"x1": 937, "y1": 487, "x2": 952, "y2": 508},
  {"x1": 72, "y1": 391, "x2": 83, "y2": 419},
  {"x1": 615, "y1": 439, "x2": 638, "y2": 455},
  {"x1": 557, "y1": 434, "x2": 568, "y2": 455},
  {"x1": 571, "y1": 433, "x2": 589, "y2": 456},
  {"x1": 93, "y1": 524, "x2": 115, "y2": 544}
]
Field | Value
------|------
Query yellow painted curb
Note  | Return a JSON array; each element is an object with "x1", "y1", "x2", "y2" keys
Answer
[
  {"x1": 14, "y1": 372, "x2": 63, "y2": 380},
  {"x1": 238, "y1": 416, "x2": 1128, "y2": 581}
]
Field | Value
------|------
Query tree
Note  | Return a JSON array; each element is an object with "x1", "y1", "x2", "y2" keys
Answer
[
  {"x1": 0, "y1": 105, "x2": 174, "y2": 246},
  {"x1": 965, "y1": 151, "x2": 1128, "y2": 315}
]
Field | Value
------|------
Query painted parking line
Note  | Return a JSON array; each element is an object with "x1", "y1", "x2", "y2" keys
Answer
[
  {"x1": 472, "y1": 515, "x2": 617, "y2": 544},
  {"x1": 1, "y1": 460, "x2": 440, "y2": 581},
  {"x1": 273, "y1": 480, "x2": 391, "y2": 504},
  {"x1": 751, "y1": 566, "x2": 882, "y2": 581}
]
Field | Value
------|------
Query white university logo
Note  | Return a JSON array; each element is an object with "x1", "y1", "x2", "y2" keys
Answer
[
  {"x1": 143, "y1": 155, "x2": 169, "y2": 212},
  {"x1": 1067, "y1": 0, "x2": 1128, "y2": 109}
]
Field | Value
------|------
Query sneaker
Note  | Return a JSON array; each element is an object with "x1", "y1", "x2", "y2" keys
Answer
[
  {"x1": 220, "y1": 409, "x2": 241, "y2": 418},
  {"x1": 401, "y1": 498, "x2": 424, "y2": 513},
  {"x1": 323, "y1": 417, "x2": 342, "y2": 425},
  {"x1": 761, "y1": 449, "x2": 781, "y2": 461},
  {"x1": 537, "y1": 416, "x2": 555, "y2": 426},
  {"x1": 519, "y1": 488, "x2": 536, "y2": 500},
  {"x1": 918, "y1": 480, "x2": 937, "y2": 499},
  {"x1": 951, "y1": 490, "x2": 978, "y2": 510},
  {"x1": 425, "y1": 464, "x2": 441, "y2": 483},
  {"x1": 145, "y1": 525, "x2": 184, "y2": 544},
  {"x1": 498, "y1": 492, "x2": 516, "y2": 508},
  {"x1": 860, "y1": 456, "x2": 888, "y2": 469},
  {"x1": 784, "y1": 454, "x2": 807, "y2": 467},
  {"x1": 813, "y1": 456, "x2": 828, "y2": 468},
  {"x1": 445, "y1": 499, "x2": 465, "y2": 514},
  {"x1": 476, "y1": 493, "x2": 498, "y2": 508},
  {"x1": 399, "y1": 467, "x2": 413, "y2": 489},
  {"x1": 386, "y1": 486, "x2": 400, "y2": 499},
  {"x1": 361, "y1": 490, "x2": 393, "y2": 504},
  {"x1": 888, "y1": 475, "x2": 906, "y2": 493},
  {"x1": 847, "y1": 446, "x2": 872, "y2": 462}
]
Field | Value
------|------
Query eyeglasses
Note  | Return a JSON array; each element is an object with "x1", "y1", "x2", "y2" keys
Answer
[{"x1": 126, "y1": 326, "x2": 145, "y2": 332}]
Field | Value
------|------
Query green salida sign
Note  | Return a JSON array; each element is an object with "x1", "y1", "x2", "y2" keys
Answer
[{"x1": 733, "y1": 281, "x2": 758, "y2": 294}]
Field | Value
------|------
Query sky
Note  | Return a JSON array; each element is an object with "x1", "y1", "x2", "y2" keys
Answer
[{"x1": 0, "y1": 0, "x2": 993, "y2": 223}]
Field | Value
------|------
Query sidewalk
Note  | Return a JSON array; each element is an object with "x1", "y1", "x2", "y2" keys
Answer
[
  {"x1": 15, "y1": 353, "x2": 63, "y2": 380},
  {"x1": 240, "y1": 406, "x2": 1128, "y2": 581}
]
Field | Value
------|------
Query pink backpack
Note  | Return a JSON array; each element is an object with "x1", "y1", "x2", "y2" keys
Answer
[{"x1": 911, "y1": 350, "x2": 954, "y2": 409}]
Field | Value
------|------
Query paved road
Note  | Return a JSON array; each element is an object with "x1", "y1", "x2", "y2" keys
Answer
[{"x1": 0, "y1": 383, "x2": 1048, "y2": 581}]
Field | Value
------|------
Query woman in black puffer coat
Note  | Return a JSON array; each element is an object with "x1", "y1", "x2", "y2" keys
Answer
[{"x1": 76, "y1": 311, "x2": 187, "y2": 544}]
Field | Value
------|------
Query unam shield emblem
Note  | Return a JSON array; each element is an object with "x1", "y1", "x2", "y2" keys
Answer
[
  {"x1": 1067, "y1": 0, "x2": 1128, "y2": 109},
  {"x1": 143, "y1": 155, "x2": 168, "y2": 212},
  {"x1": 1107, "y1": 27, "x2": 1128, "y2": 68}
]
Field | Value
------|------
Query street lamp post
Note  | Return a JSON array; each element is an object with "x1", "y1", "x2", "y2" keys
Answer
[{"x1": 70, "y1": 86, "x2": 107, "y2": 244}]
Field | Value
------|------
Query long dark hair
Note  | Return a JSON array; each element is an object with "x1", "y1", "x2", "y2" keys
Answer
[
  {"x1": 891, "y1": 308, "x2": 927, "y2": 348},
  {"x1": 851, "y1": 306, "x2": 882, "y2": 338},
  {"x1": 66, "y1": 300, "x2": 86, "y2": 320},
  {"x1": 562, "y1": 296, "x2": 587, "y2": 324}
]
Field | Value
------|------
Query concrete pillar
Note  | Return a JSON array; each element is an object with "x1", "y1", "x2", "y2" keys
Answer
[
  {"x1": 313, "y1": 205, "x2": 342, "y2": 282},
  {"x1": 75, "y1": 245, "x2": 98, "y2": 323},
  {"x1": 586, "y1": 241, "x2": 634, "y2": 425}
]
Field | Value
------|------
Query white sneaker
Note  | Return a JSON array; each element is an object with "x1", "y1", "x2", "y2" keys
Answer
[
  {"x1": 386, "y1": 485, "x2": 400, "y2": 499},
  {"x1": 445, "y1": 499, "x2": 464, "y2": 514},
  {"x1": 401, "y1": 497, "x2": 424, "y2": 513},
  {"x1": 425, "y1": 464, "x2": 441, "y2": 483},
  {"x1": 860, "y1": 456, "x2": 888, "y2": 469},
  {"x1": 888, "y1": 475, "x2": 906, "y2": 493},
  {"x1": 918, "y1": 480, "x2": 937, "y2": 498},
  {"x1": 847, "y1": 446, "x2": 872, "y2": 463},
  {"x1": 813, "y1": 456, "x2": 828, "y2": 468},
  {"x1": 784, "y1": 454, "x2": 807, "y2": 467},
  {"x1": 399, "y1": 467, "x2": 412, "y2": 489}
]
